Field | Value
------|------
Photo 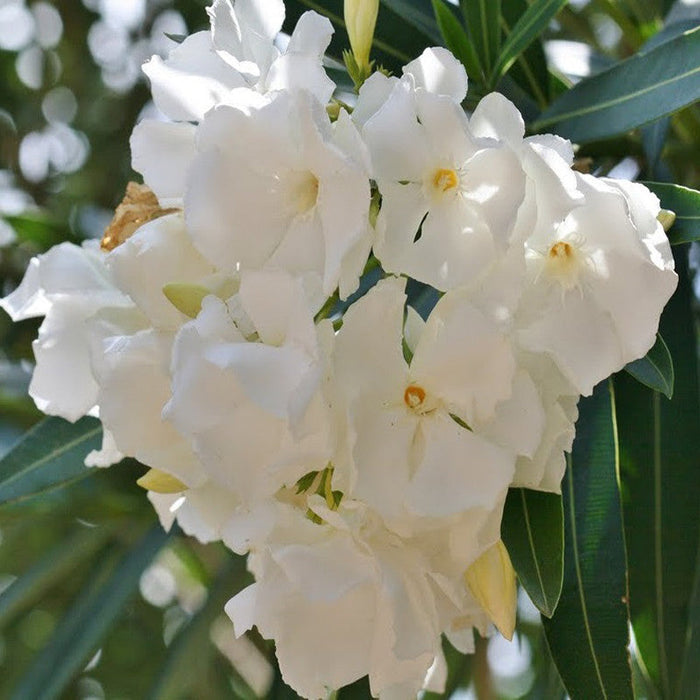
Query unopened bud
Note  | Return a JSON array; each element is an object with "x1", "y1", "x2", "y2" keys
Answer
[
  {"x1": 657, "y1": 209, "x2": 676, "y2": 232},
  {"x1": 345, "y1": 0, "x2": 378, "y2": 75},
  {"x1": 136, "y1": 468, "x2": 187, "y2": 494},
  {"x1": 465, "y1": 540, "x2": 517, "y2": 641}
]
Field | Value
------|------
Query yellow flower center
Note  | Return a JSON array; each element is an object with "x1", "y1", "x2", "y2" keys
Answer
[
  {"x1": 544, "y1": 239, "x2": 585, "y2": 289},
  {"x1": 404, "y1": 384, "x2": 427, "y2": 410},
  {"x1": 293, "y1": 171, "x2": 319, "y2": 215},
  {"x1": 432, "y1": 168, "x2": 459, "y2": 194},
  {"x1": 548, "y1": 241, "x2": 573, "y2": 261}
]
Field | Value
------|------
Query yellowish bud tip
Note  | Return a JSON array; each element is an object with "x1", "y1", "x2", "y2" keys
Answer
[
  {"x1": 136, "y1": 469, "x2": 187, "y2": 494},
  {"x1": 344, "y1": 0, "x2": 379, "y2": 73},
  {"x1": 657, "y1": 209, "x2": 676, "y2": 233},
  {"x1": 465, "y1": 540, "x2": 517, "y2": 641},
  {"x1": 162, "y1": 282, "x2": 211, "y2": 319}
]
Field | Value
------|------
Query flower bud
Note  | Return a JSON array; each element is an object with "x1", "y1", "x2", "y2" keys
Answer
[
  {"x1": 136, "y1": 469, "x2": 187, "y2": 494},
  {"x1": 344, "y1": 0, "x2": 378, "y2": 74},
  {"x1": 465, "y1": 540, "x2": 517, "y2": 640}
]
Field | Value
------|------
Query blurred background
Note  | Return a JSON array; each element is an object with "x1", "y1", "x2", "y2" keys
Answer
[{"x1": 0, "y1": 1, "x2": 697, "y2": 698}]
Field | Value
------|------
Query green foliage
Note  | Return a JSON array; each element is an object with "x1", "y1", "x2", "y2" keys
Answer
[
  {"x1": 502, "y1": 489, "x2": 564, "y2": 618},
  {"x1": 0, "y1": 416, "x2": 101, "y2": 506},
  {"x1": 624, "y1": 333, "x2": 675, "y2": 399},
  {"x1": 543, "y1": 383, "x2": 634, "y2": 700},
  {"x1": 643, "y1": 181, "x2": 700, "y2": 244}
]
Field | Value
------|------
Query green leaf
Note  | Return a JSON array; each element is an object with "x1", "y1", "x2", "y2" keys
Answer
[
  {"x1": 614, "y1": 247, "x2": 700, "y2": 700},
  {"x1": 460, "y1": 0, "x2": 501, "y2": 77},
  {"x1": 432, "y1": 0, "x2": 482, "y2": 80},
  {"x1": 543, "y1": 382, "x2": 634, "y2": 700},
  {"x1": 499, "y1": 0, "x2": 550, "y2": 107},
  {"x1": 380, "y1": 0, "x2": 442, "y2": 43},
  {"x1": 624, "y1": 333, "x2": 674, "y2": 399},
  {"x1": 0, "y1": 527, "x2": 111, "y2": 628},
  {"x1": 501, "y1": 488, "x2": 563, "y2": 618},
  {"x1": 491, "y1": 0, "x2": 568, "y2": 85},
  {"x1": 678, "y1": 548, "x2": 700, "y2": 700},
  {"x1": 532, "y1": 26, "x2": 700, "y2": 142},
  {"x1": 149, "y1": 554, "x2": 252, "y2": 700},
  {"x1": 2, "y1": 212, "x2": 76, "y2": 249},
  {"x1": 10, "y1": 525, "x2": 170, "y2": 700},
  {"x1": 642, "y1": 181, "x2": 700, "y2": 244},
  {"x1": 0, "y1": 416, "x2": 102, "y2": 507}
]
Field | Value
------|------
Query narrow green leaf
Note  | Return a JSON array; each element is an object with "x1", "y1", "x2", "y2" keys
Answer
[
  {"x1": 10, "y1": 526, "x2": 170, "y2": 700},
  {"x1": 0, "y1": 416, "x2": 102, "y2": 506},
  {"x1": 148, "y1": 554, "x2": 251, "y2": 700},
  {"x1": 532, "y1": 26, "x2": 700, "y2": 142},
  {"x1": 380, "y1": 0, "x2": 442, "y2": 43},
  {"x1": 624, "y1": 333, "x2": 674, "y2": 399},
  {"x1": 460, "y1": 0, "x2": 501, "y2": 77},
  {"x1": 432, "y1": 0, "x2": 482, "y2": 81},
  {"x1": 0, "y1": 527, "x2": 111, "y2": 628},
  {"x1": 501, "y1": 488, "x2": 564, "y2": 618},
  {"x1": 678, "y1": 546, "x2": 700, "y2": 700},
  {"x1": 2, "y1": 212, "x2": 76, "y2": 249},
  {"x1": 499, "y1": 0, "x2": 550, "y2": 107},
  {"x1": 543, "y1": 382, "x2": 634, "y2": 700},
  {"x1": 492, "y1": 0, "x2": 568, "y2": 84},
  {"x1": 615, "y1": 246, "x2": 700, "y2": 700},
  {"x1": 642, "y1": 181, "x2": 700, "y2": 244}
]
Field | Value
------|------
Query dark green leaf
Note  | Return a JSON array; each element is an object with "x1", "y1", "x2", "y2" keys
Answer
[
  {"x1": 3, "y1": 213, "x2": 76, "y2": 249},
  {"x1": 10, "y1": 526, "x2": 170, "y2": 700},
  {"x1": 615, "y1": 247, "x2": 700, "y2": 700},
  {"x1": 533, "y1": 26, "x2": 700, "y2": 142},
  {"x1": 380, "y1": 0, "x2": 442, "y2": 43},
  {"x1": 491, "y1": 0, "x2": 568, "y2": 84},
  {"x1": 642, "y1": 181, "x2": 700, "y2": 244},
  {"x1": 499, "y1": 0, "x2": 550, "y2": 107},
  {"x1": 0, "y1": 416, "x2": 102, "y2": 507},
  {"x1": 678, "y1": 548, "x2": 700, "y2": 700},
  {"x1": 0, "y1": 527, "x2": 111, "y2": 628},
  {"x1": 624, "y1": 333, "x2": 674, "y2": 399},
  {"x1": 502, "y1": 488, "x2": 563, "y2": 618},
  {"x1": 543, "y1": 382, "x2": 634, "y2": 700},
  {"x1": 432, "y1": 0, "x2": 482, "y2": 81},
  {"x1": 460, "y1": 0, "x2": 501, "y2": 77},
  {"x1": 149, "y1": 554, "x2": 252, "y2": 700}
]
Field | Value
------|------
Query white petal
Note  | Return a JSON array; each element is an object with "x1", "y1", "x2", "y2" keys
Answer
[
  {"x1": 469, "y1": 93, "x2": 525, "y2": 145},
  {"x1": 130, "y1": 120, "x2": 195, "y2": 203},
  {"x1": 403, "y1": 47, "x2": 468, "y2": 102}
]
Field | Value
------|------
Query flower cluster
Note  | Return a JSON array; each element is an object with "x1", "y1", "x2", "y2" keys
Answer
[{"x1": 0, "y1": 1, "x2": 678, "y2": 697}]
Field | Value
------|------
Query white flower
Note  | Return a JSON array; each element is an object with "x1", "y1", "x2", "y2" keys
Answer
[
  {"x1": 225, "y1": 495, "x2": 494, "y2": 699},
  {"x1": 164, "y1": 270, "x2": 333, "y2": 503},
  {"x1": 517, "y1": 174, "x2": 678, "y2": 395},
  {"x1": 332, "y1": 277, "x2": 515, "y2": 533},
  {"x1": 0, "y1": 241, "x2": 131, "y2": 423},
  {"x1": 184, "y1": 89, "x2": 372, "y2": 308},
  {"x1": 132, "y1": 3, "x2": 335, "y2": 205}
]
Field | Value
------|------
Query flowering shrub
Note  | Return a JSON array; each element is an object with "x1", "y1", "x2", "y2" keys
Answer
[{"x1": 1, "y1": 1, "x2": 698, "y2": 698}]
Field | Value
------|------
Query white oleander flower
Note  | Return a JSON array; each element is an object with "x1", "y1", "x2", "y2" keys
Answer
[
  {"x1": 225, "y1": 495, "x2": 495, "y2": 699},
  {"x1": 184, "y1": 89, "x2": 372, "y2": 308},
  {"x1": 0, "y1": 241, "x2": 132, "y2": 423},
  {"x1": 164, "y1": 270, "x2": 333, "y2": 503},
  {"x1": 131, "y1": 2, "x2": 335, "y2": 205},
  {"x1": 517, "y1": 173, "x2": 678, "y2": 395},
  {"x1": 360, "y1": 73, "x2": 580, "y2": 292},
  {"x1": 332, "y1": 276, "x2": 515, "y2": 535}
]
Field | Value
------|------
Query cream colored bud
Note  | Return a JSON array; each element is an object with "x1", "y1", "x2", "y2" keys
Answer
[
  {"x1": 345, "y1": 0, "x2": 379, "y2": 72},
  {"x1": 465, "y1": 540, "x2": 517, "y2": 641},
  {"x1": 162, "y1": 283, "x2": 211, "y2": 319},
  {"x1": 657, "y1": 209, "x2": 676, "y2": 233},
  {"x1": 136, "y1": 469, "x2": 187, "y2": 494}
]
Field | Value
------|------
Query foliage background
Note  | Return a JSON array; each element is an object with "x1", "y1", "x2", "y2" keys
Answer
[{"x1": 0, "y1": 0, "x2": 698, "y2": 698}]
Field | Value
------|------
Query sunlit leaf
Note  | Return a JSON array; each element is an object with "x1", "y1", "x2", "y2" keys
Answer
[
  {"x1": 533, "y1": 26, "x2": 700, "y2": 142},
  {"x1": 459, "y1": 0, "x2": 500, "y2": 77}
]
